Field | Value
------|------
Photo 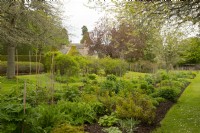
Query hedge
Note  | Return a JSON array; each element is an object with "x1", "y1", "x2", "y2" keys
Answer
[
  {"x1": 0, "y1": 55, "x2": 45, "y2": 64},
  {"x1": 0, "y1": 61, "x2": 44, "y2": 74}
]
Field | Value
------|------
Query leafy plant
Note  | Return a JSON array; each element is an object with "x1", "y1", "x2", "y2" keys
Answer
[
  {"x1": 119, "y1": 118, "x2": 140, "y2": 133},
  {"x1": 98, "y1": 113, "x2": 119, "y2": 127},
  {"x1": 102, "y1": 127, "x2": 122, "y2": 133},
  {"x1": 156, "y1": 87, "x2": 179, "y2": 102},
  {"x1": 64, "y1": 86, "x2": 80, "y2": 102},
  {"x1": 88, "y1": 74, "x2": 97, "y2": 80}
]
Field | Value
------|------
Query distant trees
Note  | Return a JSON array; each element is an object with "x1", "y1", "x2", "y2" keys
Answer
[
  {"x1": 80, "y1": 25, "x2": 92, "y2": 45},
  {"x1": 88, "y1": 16, "x2": 160, "y2": 61},
  {"x1": 0, "y1": 0, "x2": 69, "y2": 78},
  {"x1": 179, "y1": 37, "x2": 200, "y2": 64}
]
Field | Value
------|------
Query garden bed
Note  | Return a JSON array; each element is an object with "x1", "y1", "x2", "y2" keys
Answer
[{"x1": 84, "y1": 82, "x2": 191, "y2": 133}]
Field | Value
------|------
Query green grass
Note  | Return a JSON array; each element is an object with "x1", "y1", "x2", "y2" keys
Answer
[
  {"x1": 154, "y1": 73, "x2": 200, "y2": 133},
  {"x1": 123, "y1": 71, "x2": 148, "y2": 80},
  {"x1": 0, "y1": 74, "x2": 66, "y2": 94}
]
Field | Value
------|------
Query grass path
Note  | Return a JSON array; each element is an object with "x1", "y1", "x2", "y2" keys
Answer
[{"x1": 154, "y1": 72, "x2": 200, "y2": 133}]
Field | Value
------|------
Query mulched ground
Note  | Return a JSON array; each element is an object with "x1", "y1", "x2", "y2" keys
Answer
[{"x1": 84, "y1": 84, "x2": 189, "y2": 133}]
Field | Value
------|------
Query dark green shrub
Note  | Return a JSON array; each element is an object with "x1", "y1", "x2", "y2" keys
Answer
[
  {"x1": 57, "y1": 101, "x2": 97, "y2": 125},
  {"x1": 0, "y1": 88, "x2": 32, "y2": 133},
  {"x1": 26, "y1": 104, "x2": 67, "y2": 133},
  {"x1": 106, "y1": 74, "x2": 117, "y2": 81},
  {"x1": 156, "y1": 87, "x2": 179, "y2": 102},
  {"x1": 90, "y1": 102, "x2": 106, "y2": 116},
  {"x1": 64, "y1": 86, "x2": 80, "y2": 102},
  {"x1": 88, "y1": 74, "x2": 97, "y2": 80},
  {"x1": 101, "y1": 80, "x2": 118, "y2": 94}
]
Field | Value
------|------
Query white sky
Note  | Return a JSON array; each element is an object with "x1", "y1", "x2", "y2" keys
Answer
[{"x1": 60, "y1": 0, "x2": 103, "y2": 43}]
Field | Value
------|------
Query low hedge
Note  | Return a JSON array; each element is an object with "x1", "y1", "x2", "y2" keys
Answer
[
  {"x1": 0, "y1": 61, "x2": 44, "y2": 74},
  {"x1": 0, "y1": 55, "x2": 45, "y2": 64}
]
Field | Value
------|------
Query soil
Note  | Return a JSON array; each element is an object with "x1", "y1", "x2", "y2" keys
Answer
[{"x1": 84, "y1": 84, "x2": 189, "y2": 133}]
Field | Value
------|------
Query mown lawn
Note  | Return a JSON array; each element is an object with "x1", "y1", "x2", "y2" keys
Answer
[{"x1": 154, "y1": 72, "x2": 200, "y2": 133}]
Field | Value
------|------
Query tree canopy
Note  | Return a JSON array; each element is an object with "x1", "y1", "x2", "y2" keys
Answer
[{"x1": 0, "y1": 0, "x2": 69, "y2": 78}]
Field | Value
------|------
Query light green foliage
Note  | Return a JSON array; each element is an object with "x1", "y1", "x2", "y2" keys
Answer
[
  {"x1": 88, "y1": 74, "x2": 97, "y2": 80},
  {"x1": 51, "y1": 124, "x2": 84, "y2": 133},
  {"x1": 98, "y1": 113, "x2": 119, "y2": 127},
  {"x1": 103, "y1": 127, "x2": 122, "y2": 133},
  {"x1": 55, "y1": 54, "x2": 80, "y2": 76},
  {"x1": 179, "y1": 37, "x2": 200, "y2": 64},
  {"x1": 116, "y1": 92, "x2": 156, "y2": 123},
  {"x1": 100, "y1": 57, "x2": 128, "y2": 76}
]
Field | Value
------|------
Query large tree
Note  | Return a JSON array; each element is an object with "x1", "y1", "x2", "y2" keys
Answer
[
  {"x1": 90, "y1": 0, "x2": 200, "y2": 25},
  {"x1": 0, "y1": 0, "x2": 68, "y2": 78}
]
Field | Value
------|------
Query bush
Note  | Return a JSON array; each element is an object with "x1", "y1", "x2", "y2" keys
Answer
[
  {"x1": 101, "y1": 80, "x2": 118, "y2": 94},
  {"x1": 88, "y1": 74, "x2": 97, "y2": 80},
  {"x1": 100, "y1": 57, "x2": 128, "y2": 76},
  {"x1": 0, "y1": 61, "x2": 44, "y2": 74},
  {"x1": 63, "y1": 86, "x2": 81, "y2": 102},
  {"x1": 156, "y1": 87, "x2": 179, "y2": 102},
  {"x1": 55, "y1": 54, "x2": 79, "y2": 76},
  {"x1": 57, "y1": 101, "x2": 97, "y2": 125},
  {"x1": 106, "y1": 74, "x2": 117, "y2": 81},
  {"x1": 26, "y1": 104, "x2": 67, "y2": 133},
  {"x1": 116, "y1": 92, "x2": 155, "y2": 123}
]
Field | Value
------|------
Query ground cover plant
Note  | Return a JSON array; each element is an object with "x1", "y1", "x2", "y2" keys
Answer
[{"x1": 0, "y1": 67, "x2": 196, "y2": 133}]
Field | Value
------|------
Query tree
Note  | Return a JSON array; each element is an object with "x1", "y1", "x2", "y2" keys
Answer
[
  {"x1": 158, "y1": 32, "x2": 182, "y2": 71},
  {"x1": 179, "y1": 37, "x2": 200, "y2": 64},
  {"x1": 80, "y1": 25, "x2": 92, "y2": 45},
  {"x1": 90, "y1": 0, "x2": 200, "y2": 25},
  {"x1": 0, "y1": 0, "x2": 68, "y2": 78}
]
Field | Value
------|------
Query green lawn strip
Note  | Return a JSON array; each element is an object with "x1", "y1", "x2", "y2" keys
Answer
[
  {"x1": 17, "y1": 74, "x2": 65, "y2": 90},
  {"x1": 154, "y1": 73, "x2": 200, "y2": 133},
  {"x1": 123, "y1": 71, "x2": 148, "y2": 80}
]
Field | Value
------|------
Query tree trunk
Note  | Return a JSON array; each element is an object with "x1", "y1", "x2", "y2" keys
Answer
[{"x1": 7, "y1": 45, "x2": 15, "y2": 79}]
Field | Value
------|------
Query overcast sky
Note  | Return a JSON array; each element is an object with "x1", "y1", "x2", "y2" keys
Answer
[{"x1": 60, "y1": 0, "x2": 103, "y2": 43}]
